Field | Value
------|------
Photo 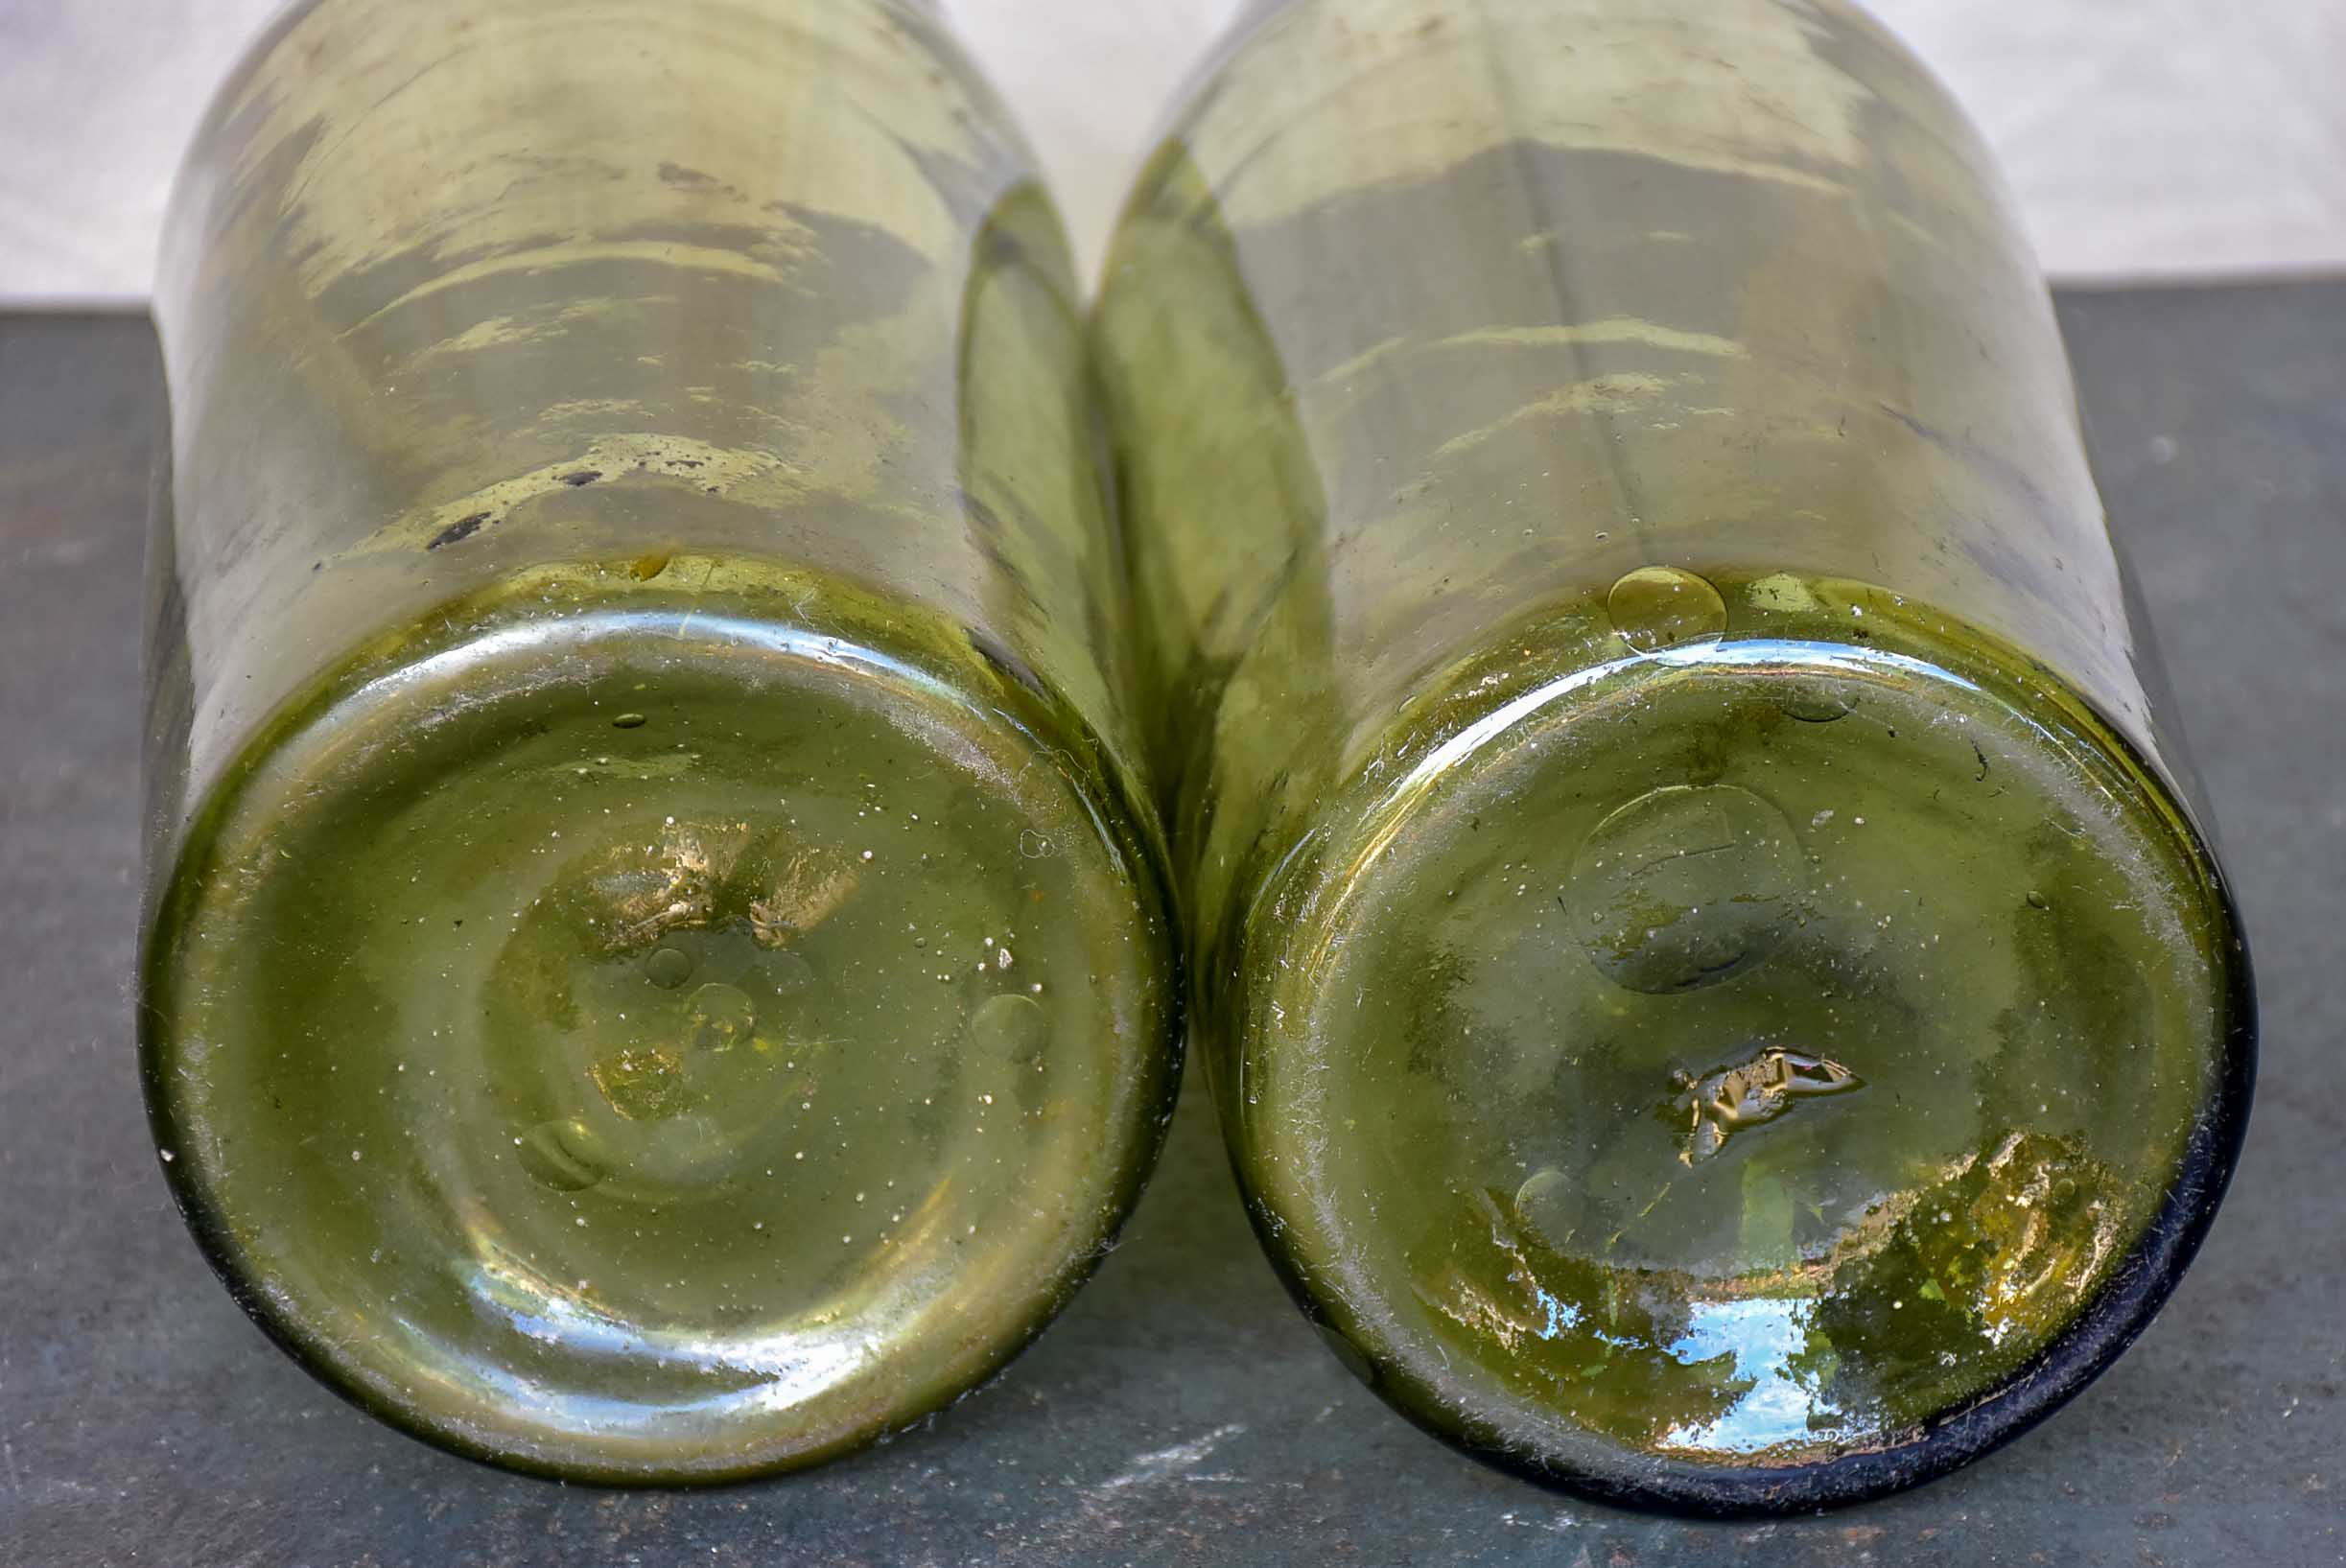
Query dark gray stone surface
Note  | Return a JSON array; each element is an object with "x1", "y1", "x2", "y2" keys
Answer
[{"x1": 2, "y1": 287, "x2": 2340, "y2": 1566}]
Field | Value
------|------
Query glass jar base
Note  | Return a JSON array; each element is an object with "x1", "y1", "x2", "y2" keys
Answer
[
  {"x1": 1223, "y1": 580, "x2": 2249, "y2": 1510},
  {"x1": 141, "y1": 560, "x2": 1180, "y2": 1481}
]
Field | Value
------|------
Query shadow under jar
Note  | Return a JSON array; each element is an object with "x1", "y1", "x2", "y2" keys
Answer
[
  {"x1": 142, "y1": 0, "x2": 1180, "y2": 1482},
  {"x1": 1092, "y1": 0, "x2": 2252, "y2": 1515}
]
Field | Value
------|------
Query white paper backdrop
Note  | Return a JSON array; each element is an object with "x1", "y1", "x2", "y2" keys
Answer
[{"x1": 2, "y1": 0, "x2": 2341, "y2": 304}]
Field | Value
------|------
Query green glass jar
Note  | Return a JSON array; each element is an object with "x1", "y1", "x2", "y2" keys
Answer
[
  {"x1": 1095, "y1": 0, "x2": 2252, "y2": 1513},
  {"x1": 143, "y1": 0, "x2": 1180, "y2": 1481}
]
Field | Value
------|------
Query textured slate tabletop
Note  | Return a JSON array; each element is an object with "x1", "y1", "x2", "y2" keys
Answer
[{"x1": 3, "y1": 285, "x2": 2341, "y2": 1566}]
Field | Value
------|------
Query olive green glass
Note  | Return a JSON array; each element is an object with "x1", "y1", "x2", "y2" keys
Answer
[
  {"x1": 142, "y1": 0, "x2": 1180, "y2": 1481},
  {"x1": 1094, "y1": 0, "x2": 2252, "y2": 1513}
]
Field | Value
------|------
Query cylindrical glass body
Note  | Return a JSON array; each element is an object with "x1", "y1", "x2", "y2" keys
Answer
[
  {"x1": 1095, "y1": 0, "x2": 2252, "y2": 1512},
  {"x1": 143, "y1": 0, "x2": 1180, "y2": 1481}
]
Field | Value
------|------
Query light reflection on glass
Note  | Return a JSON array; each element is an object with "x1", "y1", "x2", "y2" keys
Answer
[{"x1": 1657, "y1": 1297, "x2": 1843, "y2": 1456}]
